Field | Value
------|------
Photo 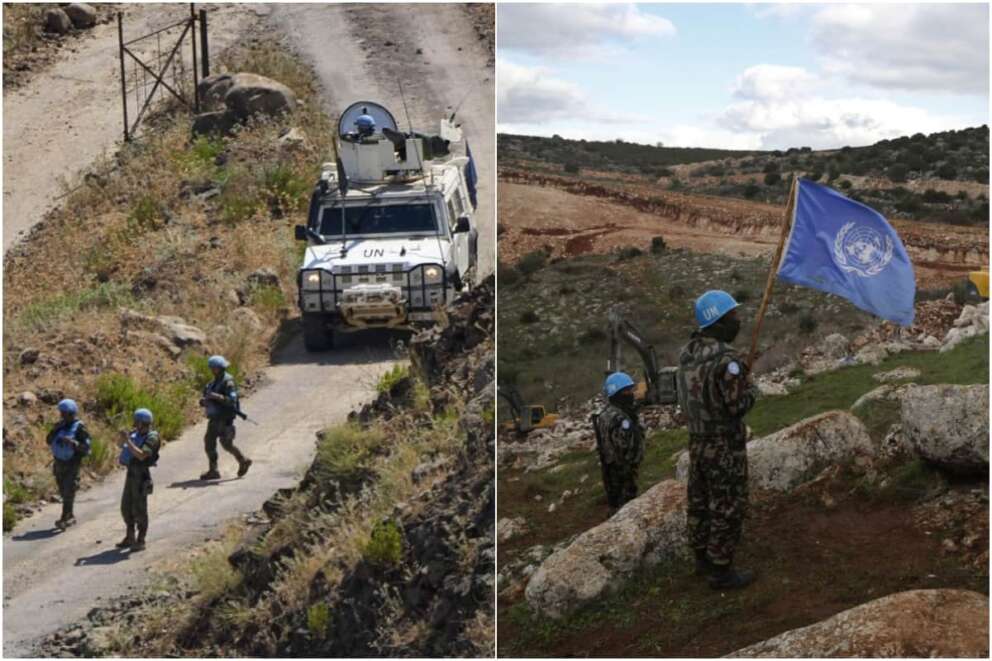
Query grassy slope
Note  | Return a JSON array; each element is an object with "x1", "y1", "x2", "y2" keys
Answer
[
  {"x1": 497, "y1": 335, "x2": 988, "y2": 656},
  {"x1": 2, "y1": 40, "x2": 333, "y2": 527},
  {"x1": 498, "y1": 249, "x2": 878, "y2": 411}
]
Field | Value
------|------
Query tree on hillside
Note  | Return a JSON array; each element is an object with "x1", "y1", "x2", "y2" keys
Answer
[{"x1": 887, "y1": 163, "x2": 909, "y2": 183}]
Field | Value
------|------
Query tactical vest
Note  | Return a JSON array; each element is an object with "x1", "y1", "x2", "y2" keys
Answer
[
  {"x1": 50, "y1": 420, "x2": 82, "y2": 462},
  {"x1": 119, "y1": 430, "x2": 159, "y2": 468},
  {"x1": 677, "y1": 335, "x2": 743, "y2": 435},
  {"x1": 593, "y1": 404, "x2": 643, "y2": 465},
  {"x1": 203, "y1": 374, "x2": 237, "y2": 420}
]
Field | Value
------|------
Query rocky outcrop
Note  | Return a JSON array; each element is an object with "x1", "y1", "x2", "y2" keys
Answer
[
  {"x1": 193, "y1": 73, "x2": 296, "y2": 136},
  {"x1": 44, "y1": 8, "x2": 72, "y2": 34},
  {"x1": 63, "y1": 3, "x2": 97, "y2": 29},
  {"x1": 675, "y1": 412, "x2": 876, "y2": 492},
  {"x1": 941, "y1": 302, "x2": 989, "y2": 353},
  {"x1": 525, "y1": 480, "x2": 687, "y2": 618},
  {"x1": 901, "y1": 384, "x2": 989, "y2": 474},
  {"x1": 726, "y1": 589, "x2": 989, "y2": 658},
  {"x1": 119, "y1": 309, "x2": 207, "y2": 349}
]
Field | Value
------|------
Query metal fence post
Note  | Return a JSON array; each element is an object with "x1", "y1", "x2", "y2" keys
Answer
[
  {"x1": 117, "y1": 12, "x2": 129, "y2": 142},
  {"x1": 190, "y1": 3, "x2": 199, "y2": 112},
  {"x1": 199, "y1": 9, "x2": 210, "y2": 78}
]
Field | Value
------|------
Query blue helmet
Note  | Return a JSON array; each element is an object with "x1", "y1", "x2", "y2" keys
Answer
[
  {"x1": 133, "y1": 408, "x2": 153, "y2": 424},
  {"x1": 355, "y1": 114, "x2": 376, "y2": 132},
  {"x1": 694, "y1": 290, "x2": 740, "y2": 329},
  {"x1": 57, "y1": 399, "x2": 78, "y2": 415},
  {"x1": 207, "y1": 355, "x2": 229, "y2": 370},
  {"x1": 604, "y1": 372, "x2": 636, "y2": 398}
]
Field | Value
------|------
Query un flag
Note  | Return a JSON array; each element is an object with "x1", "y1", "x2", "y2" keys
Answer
[{"x1": 777, "y1": 179, "x2": 916, "y2": 326}]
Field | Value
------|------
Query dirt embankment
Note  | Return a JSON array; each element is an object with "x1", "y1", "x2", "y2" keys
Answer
[{"x1": 499, "y1": 168, "x2": 989, "y2": 287}]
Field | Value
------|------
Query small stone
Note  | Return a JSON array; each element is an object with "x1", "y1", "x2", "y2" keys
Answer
[
  {"x1": 19, "y1": 348, "x2": 39, "y2": 365},
  {"x1": 18, "y1": 392, "x2": 37, "y2": 406}
]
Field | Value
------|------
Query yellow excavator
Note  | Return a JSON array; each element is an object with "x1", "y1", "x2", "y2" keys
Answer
[
  {"x1": 606, "y1": 307, "x2": 679, "y2": 405},
  {"x1": 498, "y1": 384, "x2": 558, "y2": 434},
  {"x1": 966, "y1": 271, "x2": 989, "y2": 301}
]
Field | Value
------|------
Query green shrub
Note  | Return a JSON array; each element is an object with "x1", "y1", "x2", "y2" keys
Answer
[
  {"x1": 377, "y1": 364, "x2": 410, "y2": 394},
  {"x1": 11, "y1": 283, "x2": 134, "y2": 335},
  {"x1": 307, "y1": 602, "x2": 332, "y2": 639},
  {"x1": 364, "y1": 520, "x2": 403, "y2": 567},
  {"x1": 650, "y1": 236, "x2": 667, "y2": 254},
  {"x1": 498, "y1": 263, "x2": 521, "y2": 286},
  {"x1": 887, "y1": 164, "x2": 908, "y2": 183},
  {"x1": 733, "y1": 289, "x2": 751, "y2": 304},
  {"x1": 3, "y1": 502, "x2": 18, "y2": 533},
  {"x1": 315, "y1": 423, "x2": 386, "y2": 480},
  {"x1": 936, "y1": 163, "x2": 957, "y2": 180},
  {"x1": 839, "y1": 180, "x2": 853, "y2": 190},
  {"x1": 250, "y1": 284, "x2": 286, "y2": 314},
  {"x1": 94, "y1": 373, "x2": 186, "y2": 440},
  {"x1": 128, "y1": 195, "x2": 163, "y2": 231},
  {"x1": 798, "y1": 314, "x2": 817, "y2": 334},
  {"x1": 764, "y1": 172, "x2": 781, "y2": 186},
  {"x1": 516, "y1": 250, "x2": 547, "y2": 276},
  {"x1": 520, "y1": 310, "x2": 539, "y2": 324},
  {"x1": 262, "y1": 165, "x2": 309, "y2": 216},
  {"x1": 578, "y1": 327, "x2": 606, "y2": 344},
  {"x1": 779, "y1": 301, "x2": 800, "y2": 315},
  {"x1": 616, "y1": 246, "x2": 642, "y2": 261},
  {"x1": 84, "y1": 436, "x2": 115, "y2": 472},
  {"x1": 563, "y1": 162, "x2": 580, "y2": 174},
  {"x1": 743, "y1": 182, "x2": 760, "y2": 199}
]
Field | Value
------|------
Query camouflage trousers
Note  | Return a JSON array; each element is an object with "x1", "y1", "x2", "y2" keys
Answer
[
  {"x1": 204, "y1": 417, "x2": 246, "y2": 468},
  {"x1": 687, "y1": 431, "x2": 748, "y2": 566},
  {"x1": 53, "y1": 458, "x2": 81, "y2": 520},
  {"x1": 121, "y1": 468, "x2": 151, "y2": 534},
  {"x1": 599, "y1": 460, "x2": 639, "y2": 510}
]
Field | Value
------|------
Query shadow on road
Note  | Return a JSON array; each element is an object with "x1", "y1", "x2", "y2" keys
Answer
[
  {"x1": 74, "y1": 549, "x2": 131, "y2": 566},
  {"x1": 167, "y1": 477, "x2": 240, "y2": 490},
  {"x1": 270, "y1": 323, "x2": 407, "y2": 366},
  {"x1": 11, "y1": 528, "x2": 61, "y2": 542}
]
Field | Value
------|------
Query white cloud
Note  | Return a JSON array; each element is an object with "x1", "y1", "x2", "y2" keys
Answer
[
  {"x1": 731, "y1": 65, "x2": 819, "y2": 100},
  {"x1": 810, "y1": 4, "x2": 989, "y2": 95},
  {"x1": 497, "y1": 59, "x2": 590, "y2": 124},
  {"x1": 712, "y1": 63, "x2": 973, "y2": 150},
  {"x1": 498, "y1": 3, "x2": 675, "y2": 56}
]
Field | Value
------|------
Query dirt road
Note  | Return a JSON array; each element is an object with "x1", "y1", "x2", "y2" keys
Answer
[
  {"x1": 267, "y1": 3, "x2": 496, "y2": 279},
  {"x1": 1, "y1": 4, "x2": 257, "y2": 254},
  {"x1": 3, "y1": 3, "x2": 493, "y2": 654},
  {"x1": 2, "y1": 335, "x2": 396, "y2": 656}
]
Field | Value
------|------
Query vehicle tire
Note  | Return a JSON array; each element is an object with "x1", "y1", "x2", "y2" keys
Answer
[
  {"x1": 302, "y1": 313, "x2": 334, "y2": 351},
  {"x1": 965, "y1": 281, "x2": 982, "y2": 303}
]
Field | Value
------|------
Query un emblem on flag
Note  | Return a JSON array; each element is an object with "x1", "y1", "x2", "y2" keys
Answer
[{"x1": 833, "y1": 222, "x2": 894, "y2": 277}]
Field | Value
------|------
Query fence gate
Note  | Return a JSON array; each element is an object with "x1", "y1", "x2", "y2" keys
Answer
[{"x1": 117, "y1": 4, "x2": 210, "y2": 141}]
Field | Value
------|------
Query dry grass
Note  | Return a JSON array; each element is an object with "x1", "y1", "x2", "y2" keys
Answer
[{"x1": 2, "y1": 39, "x2": 334, "y2": 514}]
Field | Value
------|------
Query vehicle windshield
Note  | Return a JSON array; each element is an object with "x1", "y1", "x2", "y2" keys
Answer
[{"x1": 318, "y1": 203, "x2": 437, "y2": 237}]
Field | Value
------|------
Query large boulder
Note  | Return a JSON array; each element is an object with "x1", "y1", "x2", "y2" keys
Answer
[
  {"x1": 822, "y1": 333, "x2": 850, "y2": 360},
  {"x1": 120, "y1": 309, "x2": 207, "y2": 349},
  {"x1": 197, "y1": 73, "x2": 236, "y2": 111},
  {"x1": 525, "y1": 480, "x2": 687, "y2": 619},
  {"x1": 192, "y1": 110, "x2": 238, "y2": 137},
  {"x1": 726, "y1": 589, "x2": 989, "y2": 657},
  {"x1": 63, "y1": 3, "x2": 97, "y2": 29},
  {"x1": 676, "y1": 412, "x2": 876, "y2": 492},
  {"x1": 901, "y1": 384, "x2": 988, "y2": 474},
  {"x1": 224, "y1": 73, "x2": 296, "y2": 121},
  {"x1": 44, "y1": 8, "x2": 72, "y2": 34}
]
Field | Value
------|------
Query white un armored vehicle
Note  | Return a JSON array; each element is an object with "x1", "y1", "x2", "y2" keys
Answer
[{"x1": 295, "y1": 101, "x2": 480, "y2": 351}]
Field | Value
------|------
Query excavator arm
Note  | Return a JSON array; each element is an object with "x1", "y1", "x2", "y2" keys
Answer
[{"x1": 607, "y1": 307, "x2": 679, "y2": 405}]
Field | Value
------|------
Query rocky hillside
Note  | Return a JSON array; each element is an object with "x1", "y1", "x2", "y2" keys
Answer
[
  {"x1": 497, "y1": 299, "x2": 988, "y2": 657},
  {"x1": 499, "y1": 126, "x2": 990, "y2": 226},
  {"x1": 40, "y1": 279, "x2": 495, "y2": 657}
]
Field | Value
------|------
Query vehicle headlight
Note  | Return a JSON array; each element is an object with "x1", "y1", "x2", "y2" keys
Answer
[
  {"x1": 302, "y1": 270, "x2": 322, "y2": 291},
  {"x1": 422, "y1": 264, "x2": 443, "y2": 286}
]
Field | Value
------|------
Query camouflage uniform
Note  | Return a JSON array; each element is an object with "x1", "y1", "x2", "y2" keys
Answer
[
  {"x1": 120, "y1": 430, "x2": 160, "y2": 542},
  {"x1": 202, "y1": 372, "x2": 247, "y2": 470},
  {"x1": 592, "y1": 403, "x2": 645, "y2": 510},
  {"x1": 677, "y1": 333, "x2": 758, "y2": 566}
]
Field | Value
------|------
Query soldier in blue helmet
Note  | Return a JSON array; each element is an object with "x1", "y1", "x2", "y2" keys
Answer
[
  {"x1": 198, "y1": 355, "x2": 251, "y2": 481},
  {"x1": 676, "y1": 290, "x2": 758, "y2": 590},
  {"x1": 354, "y1": 114, "x2": 376, "y2": 139},
  {"x1": 116, "y1": 408, "x2": 160, "y2": 551},
  {"x1": 591, "y1": 372, "x2": 645, "y2": 514},
  {"x1": 46, "y1": 399, "x2": 91, "y2": 529}
]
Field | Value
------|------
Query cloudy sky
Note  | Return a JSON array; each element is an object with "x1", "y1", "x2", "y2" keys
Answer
[{"x1": 497, "y1": 3, "x2": 990, "y2": 150}]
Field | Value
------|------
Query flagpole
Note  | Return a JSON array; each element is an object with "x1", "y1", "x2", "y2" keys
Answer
[{"x1": 748, "y1": 177, "x2": 799, "y2": 367}]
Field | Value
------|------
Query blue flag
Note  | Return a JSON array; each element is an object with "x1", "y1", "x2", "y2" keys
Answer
[
  {"x1": 465, "y1": 140, "x2": 479, "y2": 209},
  {"x1": 777, "y1": 179, "x2": 916, "y2": 326}
]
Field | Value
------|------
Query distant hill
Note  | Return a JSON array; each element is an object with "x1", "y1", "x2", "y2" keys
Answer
[
  {"x1": 497, "y1": 133, "x2": 760, "y2": 177},
  {"x1": 499, "y1": 126, "x2": 990, "y2": 226}
]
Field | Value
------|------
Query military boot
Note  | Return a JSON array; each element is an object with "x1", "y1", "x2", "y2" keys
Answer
[
  {"x1": 130, "y1": 526, "x2": 147, "y2": 552},
  {"x1": 694, "y1": 550, "x2": 716, "y2": 577},
  {"x1": 116, "y1": 526, "x2": 136, "y2": 549},
  {"x1": 709, "y1": 564, "x2": 754, "y2": 590},
  {"x1": 200, "y1": 463, "x2": 221, "y2": 480},
  {"x1": 237, "y1": 458, "x2": 253, "y2": 478}
]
